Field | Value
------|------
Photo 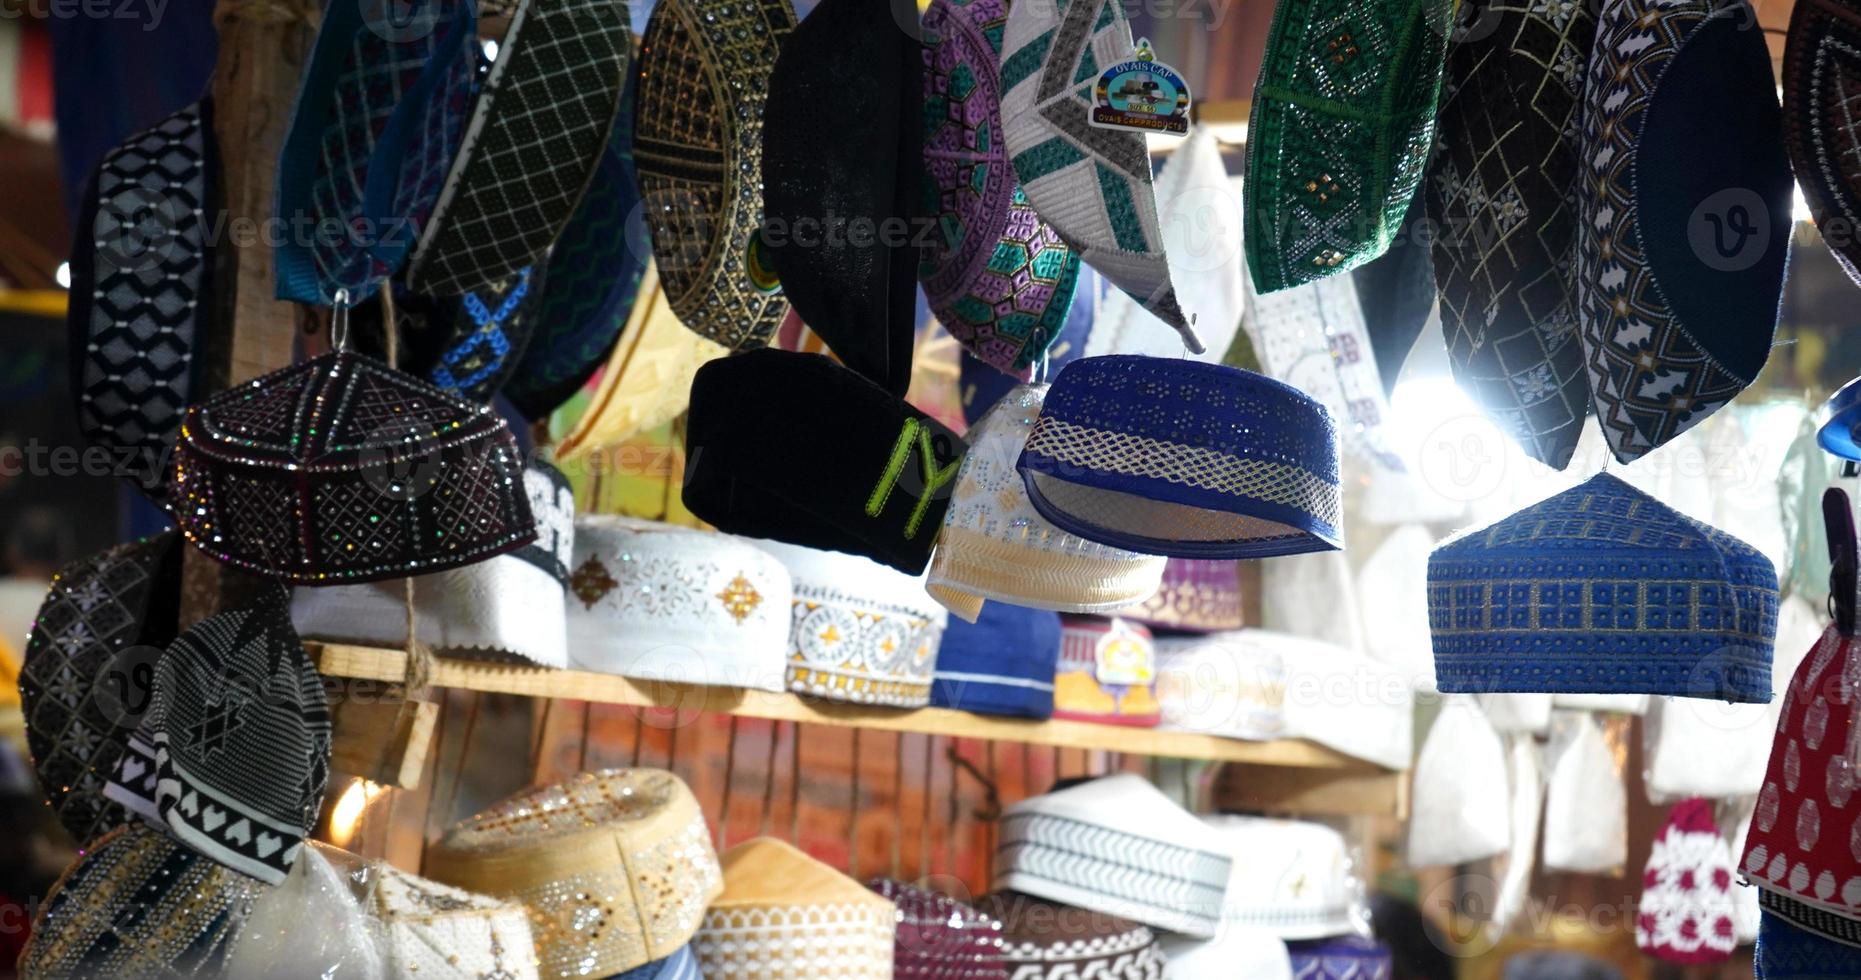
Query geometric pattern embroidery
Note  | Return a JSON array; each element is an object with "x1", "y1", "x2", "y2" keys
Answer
[
  {"x1": 430, "y1": 266, "x2": 539, "y2": 403},
  {"x1": 999, "y1": 0, "x2": 1187, "y2": 338},
  {"x1": 1245, "y1": 0, "x2": 1452, "y2": 292},
  {"x1": 1786, "y1": 0, "x2": 1861, "y2": 286},
  {"x1": 1022, "y1": 416, "x2": 1343, "y2": 531},
  {"x1": 1425, "y1": 0, "x2": 1593, "y2": 469},
  {"x1": 408, "y1": 0, "x2": 630, "y2": 297},
  {"x1": 20, "y1": 533, "x2": 181, "y2": 846},
  {"x1": 1577, "y1": 0, "x2": 1785, "y2": 462},
  {"x1": 72, "y1": 100, "x2": 214, "y2": 504},
  {"x1": 172, "y1": 350, "x2": 535, "y2": 583},
  {"x1": 634, "y1": 0, "x2": 795, "y2": 350},
  {"x1": 995, "y1": 810, "x2": 1229, "y2": 937},
  {"x1": 923, "y1": 0, "x2": 1082, "y2": 378}
]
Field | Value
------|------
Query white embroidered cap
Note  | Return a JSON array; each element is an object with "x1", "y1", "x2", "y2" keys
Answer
[
  {"x1": 368, "y1": 859, "x2": 540, "y2": 980},
  {"x1": 928, "y1": 383, "x2": 1165, "y2": 623},
  {"x1": 291, "y1": 462, "x2": 576, "y2": 667},
  {"x1": 994, "y1": 773, "x2": 1232, "y2": 938},
  {"x1": 754, "y1": 539, "x2": 949, "y2": 707},
  {"x1": 1154, "y1": 631, "x2": 1287, "y2": 740},
  {"x1": 1277, "y1": 631, "x2": 1414, "y2": 771},
  {"x1": 566, "y1": 517, "x2": 793, "y2": 691},
  {"x1": 1201, "y1": 815, "x2": 1368, "y2": 941}
]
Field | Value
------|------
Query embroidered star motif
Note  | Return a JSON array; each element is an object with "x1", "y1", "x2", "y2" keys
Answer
[
  {"x1": 819, "y1": 624, "x2": 843, "y2": 646},
  {"x1": 715, "y1": 574, "x2": 763, "y2": 624},
  {"x1": 570, "y1": 557, "x2": 619, "y2": 609}
]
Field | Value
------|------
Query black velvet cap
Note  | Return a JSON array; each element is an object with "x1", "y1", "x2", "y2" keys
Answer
[
  {"x1": 684, "y1": 348, "x2": 966, "y2": 574},
  {"x1": 760, "y1": 0, "x2": 925, "y2": 396}
]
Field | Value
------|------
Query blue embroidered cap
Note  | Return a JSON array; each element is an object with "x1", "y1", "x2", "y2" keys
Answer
[
  {"x1": 1015, "y1": 354, "x2": 1342, "y2": 558},
  {"x1": 1428, "y1": 472, "x2": 1779, "y2": 702},
  {"x1": 930, "y1": 601, "x2": 1063, "y2": 720},
  {"x1": 273, "y1": 0, "x2": 477, "y2": 305},
  {"x1": 1285, "y1": 935, "x2": 1394, "y2": 980},
  {"x1": 1756, "y1": 907, "x2": 1861, "y2": 978},
  {"x1": 1817, "y1": 374, "x2": 1861, "y2": 461}
]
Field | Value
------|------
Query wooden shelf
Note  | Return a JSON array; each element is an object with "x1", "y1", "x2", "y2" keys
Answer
[{"x1": 310, "y1": 643, "x2": 1384, "y2": 771}]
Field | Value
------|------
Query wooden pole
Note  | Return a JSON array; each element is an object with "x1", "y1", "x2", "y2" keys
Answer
[{"x1": 178, "y1": 0, "x2": 318, "y2": 627}]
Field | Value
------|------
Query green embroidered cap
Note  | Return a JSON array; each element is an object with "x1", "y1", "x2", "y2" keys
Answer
[{"x1": 1243, "y1": 0, "x2": 1452, "y2": 293}]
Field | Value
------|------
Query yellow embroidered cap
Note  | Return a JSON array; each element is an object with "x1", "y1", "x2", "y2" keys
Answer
[
  {"x1": 696, "y1": 837, "x2": 897, "y2": 980},
  {"x1": 424, "y1": 769, "x2": 724, "y2": 978}
]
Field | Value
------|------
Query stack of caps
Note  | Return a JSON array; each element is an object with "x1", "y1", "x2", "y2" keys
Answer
[
  {"x1": 972, "y1": 891, "x2": 1167, "y2": 979},
  {"x1": 1201, "y1": 816, "x2": 1367, "y2": 940},
  {"x1": 425, "y1": 769, "x2": 722, "y2": 979},
  {"x1": 695, "y1": 837, "x2": 896, "y2": 979},
  {"x1": 1112, "y1": 559, "x2": 1246, "y2": 634},
  {"x1": 567, "y1": 517, "x2": 794, "y2": 692},
  {"x1": 292, "y1": 461, "x2": 577, "y2": 667},
  {"x1": 1153, "y1": 630, "x2": 1287, "y2": 741},
  {"x1": 931, "y1": 602, "x2": 1065, "y2": 720},
  {"x1": 1429, "y1": 473, "x2": 1779, "y2": 702},
  {"x1": 757, "y1": 539, "x2": 950, "y2": 708},
  {"x1": 928, "y1": 382, "x2": 1165, "y2": 622},
  {"x1": 1054, "y1": 615, "x2": 1160, "y2": 727},
  {"x1": 867, "y1": 878, "x2": 1008, "y2": 979},
  {"x1": 995, "y1": 774, "x2": 1231, "y2": 938}
]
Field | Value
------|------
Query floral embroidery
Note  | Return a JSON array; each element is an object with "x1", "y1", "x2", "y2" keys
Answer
[
  {"x1": 570, "y1": 556, "x2": 618, "y2": 608},
  {"x1": 715, "y1": 574, "x2": 763, "y2": 624}
]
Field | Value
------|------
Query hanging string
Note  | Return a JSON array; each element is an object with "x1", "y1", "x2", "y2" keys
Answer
[
  {"x1": 788, "y1": 723, "x2": 803, "y2": 844},
  {"x1": 438, "y1": 692, "x2": 482, "y2": 830},
  {"x1": 890, "y1": 733, "x2": 904, "y2": 878},
  {"x1": 718, "y1": 716, "x2": 741, "y2": 850},
  {"x1": 577, "y1": 702, "x2": 593, "y2": 773},
  {"x1": 758, "y1": 720, "x2": 781, "y2": 838},
  {"x1": 848, "y1": 729, "x2": 862, "y2": 880}
]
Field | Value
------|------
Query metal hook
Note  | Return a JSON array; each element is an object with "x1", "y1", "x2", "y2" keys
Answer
[{"x1": 330, "y1": 287, "x2": 353, "y2": 351}]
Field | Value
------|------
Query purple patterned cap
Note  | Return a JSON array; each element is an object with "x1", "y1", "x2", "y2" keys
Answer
[
  {"x1": 868, "y1": 879, "x2": 1008, "y2": 980},
  {"x1": 921, "y1": 0, "x2": 1081, "y2": 379},
  {"x1": 1113, "y1": 559, "x2": 1246, "y2": 633}
]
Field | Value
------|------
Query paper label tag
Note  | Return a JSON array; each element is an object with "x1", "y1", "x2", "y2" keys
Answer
[
  {"x1": 1095, "y1": 621, "x2": 1154, "y2": 686},
  {"x1": 1090, "y1": 38, "x2": 1191, "y2": 136}
]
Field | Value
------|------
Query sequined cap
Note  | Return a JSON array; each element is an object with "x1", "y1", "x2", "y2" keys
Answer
[
  {"x1": 755, "y1": 538, "x2": 949, "y2": 707},
  {"x1": 929, "y1": 383, "x2": 1165, "y2": 622},
  {"x1": 994, "y1": 773, "x2": 1232, "y2": 938},
  {"x1": 169, "y1": 349, "x2": 536, "y2": 584},
  {"x1": 1428, "y1": 473, "x2": 1779, "y2": 702},
  {"x1": 20, "y1": 823, "x2": 263, "y2": 978},
  {"x1": 695, "y1": 837, "x2": 896, "y2": 980},
  {"x1": 633, "y1": 0, "x2": 796, "y2": 349},
  {"x1": 1787, "y1": 0, "x2": 1861, "y2": 288},
  {"x1": 1243, "y1": 0, "x2": 1451, "y2": 292},
  {"x1": 972, "y1": 891, "x2": 1166, "y2": 979},
  {"x1": 370, "y1": 860, "x2": 541, "y2": 980},
  {"x1": 1285, "y1": 936, "x2": 1394, "y2": 980},
  {"x1": 921, "y1": 0, "x2": 1081, "y2": 379},
  {"x1": 20, "y1": 531, "x2": 181, "y2": 845},
  {"x1": 566, "y1": 516, "x2": 794, "y2": 691},
  {"x1": 868, "y1": 878, "x2": 1009, "y2": 980},
  {"x1": 1016, "y1": 355, "x2": 1342, "y2": 558},
  {"x1": 426, "y1": 768, "x2": 724, "y2": 978}
]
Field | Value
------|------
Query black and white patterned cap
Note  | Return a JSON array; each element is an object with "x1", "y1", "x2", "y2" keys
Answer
[
  {"x1": 515, "y1": 459, "x2": 575, "y2": 587},
  {"x1": 68, "y1": 99, "x2": 216, "y2": 505},
  {"x1": 20, "y1": 531, "x2": 182, "y2": 844},
  {"x1": 151, "y1": 590, "x2": 333, "y2": 884}
]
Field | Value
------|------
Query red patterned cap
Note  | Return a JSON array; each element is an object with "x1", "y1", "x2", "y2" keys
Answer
[
  {"x1": 1637, "y1": 798, "x2": 1737, "y2": 963},
  {"x1": 867, "y1": 879, "x2": 1008, "y2": 980},
  {"x1": 1740, "y1": 624, "x2": 1861, "y2": 945}
]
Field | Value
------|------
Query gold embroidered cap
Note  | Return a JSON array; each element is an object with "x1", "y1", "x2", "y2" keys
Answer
[
  {"x1": 754, "y1": 538, "x2": 949, "y2": 707},
  {"x1": 634, "y1": 0, "x2": 795, "y2": 349},
  {"x1": 928, "y1": 383, "x2": 1166, "y2": 623},
  {"x1": 566, "y1": 516, "x2": 794, "y2": 692},
  {"x1": 553, "y1": 262, "x2": 729, "y2": 459},
  {"x1": 696, "y1": 837, "x2": 897, "y2": 980},
  {"x1": 425, "y1": 768, "x2": 723, "y2": 979}
]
